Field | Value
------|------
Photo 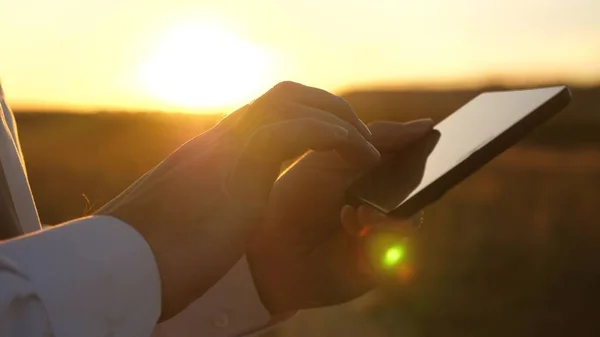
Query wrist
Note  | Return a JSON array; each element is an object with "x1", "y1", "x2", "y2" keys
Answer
[{"x1": 246, "y1": 251, "x2": 298, "y2": 316}]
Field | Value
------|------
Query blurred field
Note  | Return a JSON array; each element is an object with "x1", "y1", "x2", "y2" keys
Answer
[{"x1": 14, "y1": 85, "x2": 600, "y2": 336}]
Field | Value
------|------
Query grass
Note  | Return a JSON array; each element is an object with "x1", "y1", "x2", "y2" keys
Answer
[{"x1": 14, "y1": 104, "x2": 600, "y2": 336}]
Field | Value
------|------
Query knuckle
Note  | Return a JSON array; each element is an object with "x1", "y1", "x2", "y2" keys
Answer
[
  {"x1": 252, "y1": 81, "x2": 298, "y2": 108},
  {"x1": 273, "y1": 101, "x2": 295, "y2": 117},
  {"x1": 254, "y1": 102, "x2": 294, "y2": 124},
  {"x1": 249, "y1": 125, "x2": 273, "y2": 146},
  {"x1": 254, "y1": 82, "x2": 300, "y2": 111},
  {"x1": 271, "y1": 81, "x2": 300, "y2": 94},
  {"x1": 243, "y1": 101, "x2": 290, "y2": 129}
]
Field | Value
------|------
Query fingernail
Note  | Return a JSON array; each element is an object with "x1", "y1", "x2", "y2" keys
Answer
[
  {"x1": 406, "y1": 118, "x2": 434, "y2": 132},
  {"x1": 357, "y1": 120, "x2": 373, "y2": 139},
  {"x1": 366, "y1": 141, "x2": 381, "y2": 158},
  {"x1": 341, "y1": 205, "x2": 361, "y2": 237},
  {"x1": 358, "y1": 205, "x2": 387, "y2": 226},
  {"x1": 365, "y1": 206, "x2": 387, "y2": 222},
  {"x1": 333, "y1": 126, "x2": 349, "y2": 140}
]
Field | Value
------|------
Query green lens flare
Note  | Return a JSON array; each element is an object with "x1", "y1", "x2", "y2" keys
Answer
[{"x1": 383, "y1": 245, "x2": 405, "y2": 267}]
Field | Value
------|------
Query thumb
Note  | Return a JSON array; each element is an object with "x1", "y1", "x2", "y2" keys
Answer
[{"x1": 368, "y1": 119, "x2": 434, "y2": 152}]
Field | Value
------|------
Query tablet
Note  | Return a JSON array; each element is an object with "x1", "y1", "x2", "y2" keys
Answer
[{"x1": 346, "y1": 85, "x2": 572, "y2": 218}]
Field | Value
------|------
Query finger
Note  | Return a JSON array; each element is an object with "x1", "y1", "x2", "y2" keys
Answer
[
  {"x1": 257, "y1": 81, "x2": 372, "y2": 139},
  {"x1": 226, "y1": 118, "x2": 351, "y2": 203},
  {"x1": 356, "y1": 204, "x2": 388, "y2": 227},
  {"x1": 356, "y1": 204, "x2": 417, "y2": 233},
  {"x1": 245, "y1": 118, "x2": 354, "y2": 160},
  {"x1": 341, "y1": 204, "x2": 387, "y2": 237},
  {"x1": 277, "y1": 103, "x2": 380, "y2": 165},
  {"x1": 341, "y1": 205, "x2": 360, "y2": 236},
  {"x1": 237, "y1": 101, "x2": 380, "y2": 165},
  {"x1": 368, "y1": 119, "x2": 434, "y2": 152}
]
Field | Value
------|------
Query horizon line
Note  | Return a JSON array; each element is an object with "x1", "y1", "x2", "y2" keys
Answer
[{"x1": 10, "y1": 78, "x2": 600, "y2": 114}]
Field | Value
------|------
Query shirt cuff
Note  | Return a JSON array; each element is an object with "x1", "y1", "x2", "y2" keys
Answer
[
  {"x1": 0, "y1": 215, "x2": 161, "y2": 337},
  {"x1": 153, "y1": 256, "x2": 287, "y2": 337}
]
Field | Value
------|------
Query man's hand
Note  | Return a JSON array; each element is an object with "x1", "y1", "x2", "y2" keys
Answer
[
  {"x1": 247, "y1": 120, "x2": 434, "y2": 315},
  {"x1": 95, "y1": 81, "x2": 380, "y2": 321}
]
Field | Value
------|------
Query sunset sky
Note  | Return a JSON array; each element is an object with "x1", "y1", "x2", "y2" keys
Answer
[{"x1": 0, "y1": 0, "x2": 599, "y2": 113}]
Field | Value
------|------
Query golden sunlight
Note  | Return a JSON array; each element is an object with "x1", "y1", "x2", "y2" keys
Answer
[{"x1": 138, "y1": 19, "x2": 274, "y2": 111}]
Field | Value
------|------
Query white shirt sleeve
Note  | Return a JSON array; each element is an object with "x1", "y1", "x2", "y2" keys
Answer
[
  {"x1": 0, "y1": 84, "x2": 42, "y2": 235},
  {"x1": 0, "y1": 215, "x2": 289, "y2": 337},
  {"x1": 0, "y1": 215, "x2": 162, "y2": 337}
]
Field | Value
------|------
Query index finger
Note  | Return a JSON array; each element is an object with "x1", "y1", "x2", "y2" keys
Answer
[{"x1": 258, "y1": 81, "x2": 372, "y2": 139}]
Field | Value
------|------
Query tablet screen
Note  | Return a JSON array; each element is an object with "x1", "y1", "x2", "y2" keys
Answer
[{"x1": 349, "y1": 86, "x2": 570, "y2": 214}]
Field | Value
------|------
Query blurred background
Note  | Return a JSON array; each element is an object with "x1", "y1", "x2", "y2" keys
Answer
[{"x1": 2, "y1": 0, "x2": 600, "y2": 336}]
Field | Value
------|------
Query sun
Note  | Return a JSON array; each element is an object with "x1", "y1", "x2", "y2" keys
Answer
[{"x1": 138, "y1": 19, "x2": 274, "y2": 112}]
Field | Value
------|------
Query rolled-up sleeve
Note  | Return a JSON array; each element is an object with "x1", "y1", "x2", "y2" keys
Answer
[{"x1": 0, "y1": 215, "x2": 162, "y2": 337}]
